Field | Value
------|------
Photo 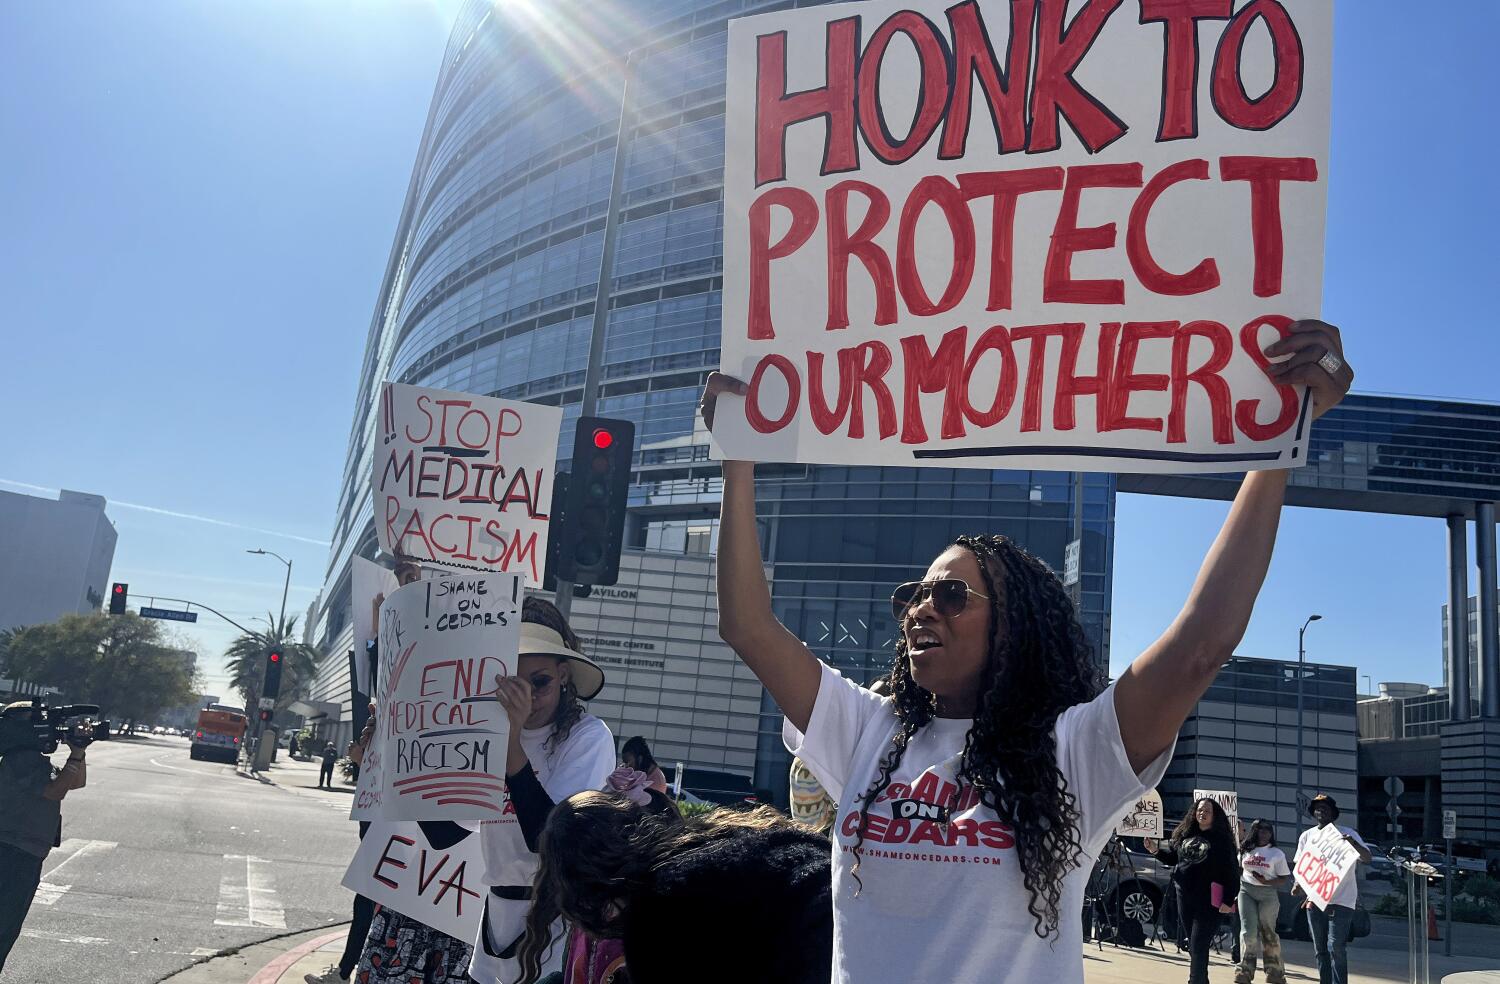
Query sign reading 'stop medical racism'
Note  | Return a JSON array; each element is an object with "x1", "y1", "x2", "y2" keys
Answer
[
  {"x1": 375, "y1": 382, "x2": 562, "y2": 579},
  {"x1": 716, "y1": 0, "x2": 1332, "y2": 473}
]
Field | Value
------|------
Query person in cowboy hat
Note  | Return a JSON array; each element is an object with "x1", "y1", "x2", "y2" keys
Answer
[
  {"x1": 1294, "y1": 794, "x2": 1371, "y2": 984},
  {"x1": 470, "y1": 596, "x2": 616, "y2": 984}
]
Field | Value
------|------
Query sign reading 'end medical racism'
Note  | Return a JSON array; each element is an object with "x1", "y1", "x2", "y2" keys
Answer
[
  {"x1": 374, "y1": 382, "x2": 562, "y2": 579},
  {"x1": 715, "y1": 0, "x2": 1332, "y2": 473}
]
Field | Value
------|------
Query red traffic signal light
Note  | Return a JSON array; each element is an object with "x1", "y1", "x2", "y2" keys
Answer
[
  {"x1": 269, "y1": 652, "x2": 281, "y2": 663},
  {"x1": 259, "y1": 709, "x2": 272, "y2": 722},
  {"x1": 592, "y1": 428, "x2": 613, "y2": 449},
  {"x1": 553, "y1": 416, "x2": 635, "y2": 588},
  {"x1": 263, "y1": 649, "x2": 285, "y2": 700},
  {"x1": 109, "y1": 582, "x2": 128, "y2": 615}
]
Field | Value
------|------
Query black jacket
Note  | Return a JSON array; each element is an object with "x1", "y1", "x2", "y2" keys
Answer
[
  {"x1": 621, "y1": 824, "x2": 832, "y2": 984},
  {"x1": 1155, "y1": 832, "x2": 1239, "y2": 905}
]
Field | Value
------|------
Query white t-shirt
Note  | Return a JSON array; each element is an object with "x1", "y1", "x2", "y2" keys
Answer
[
  {"x1": 1241, "y1": 845, "x2": 1290, "y2": 886},
  {"x1": 1295, "y1": 823, "x2": 1367, "y2": 910},
  {"x1": 469, "y1": 713, "x2": 615, "y2": 984},
  {"x1": 785, "y1": 663, "x2": 1172, "y2": 984}
]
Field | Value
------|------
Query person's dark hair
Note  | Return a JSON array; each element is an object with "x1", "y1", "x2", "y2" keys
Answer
[
  {"x1": 1171, "y1": 797, "x2": 1236, "y2": 849},
  {"x1": 1241, "y1": 818, "x2": 1277, "y2": 853},
  {"x1": 521, "y1": 595, "x2": 584, "y2": 749},
  {"x1": 848, "y1": 533, "x2": 1106, "y2": 940},
  {"x1": 621, "y1": 735, "x2": 658, "y2": 773},
  {"x1": 517, "y1": 791, "x2": 788, "y2": 984}
]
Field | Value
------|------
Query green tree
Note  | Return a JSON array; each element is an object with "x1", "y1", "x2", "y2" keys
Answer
[
  {"x1": 223, "y1": 614, "x2": 320, "y2": 715},
  {"x1": 4, "y1": 613, "x2": 198, "y2": 723}
]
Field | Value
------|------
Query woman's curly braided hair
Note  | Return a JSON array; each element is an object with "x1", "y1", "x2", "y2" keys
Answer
[{"x1": 848, "y1": 533, "x2": 1106, "y2": 939}]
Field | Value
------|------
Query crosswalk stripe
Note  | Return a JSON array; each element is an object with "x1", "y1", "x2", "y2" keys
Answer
[
  {"x1": 34, "y1": 839, "x2": 117, "y2": 906},
  {"x1": 214, "y1": 854, "x2": 286, "y2": 929}
]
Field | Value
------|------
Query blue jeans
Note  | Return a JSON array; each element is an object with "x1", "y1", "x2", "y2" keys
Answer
[{"x1": 1307, "y1": 903, "x2": 1353, "y2": 984}]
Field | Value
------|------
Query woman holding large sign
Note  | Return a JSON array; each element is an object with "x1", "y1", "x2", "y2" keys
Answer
[
  {"x1": 700, "y1": 319, "x2": 1351, "y2": 984},
  {"x1": 469, "y1": 597, "x2": 616, "y2": 984}
]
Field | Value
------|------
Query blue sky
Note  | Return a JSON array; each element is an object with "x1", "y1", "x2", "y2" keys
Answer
[{"x1": 2, "y1": 2, "x2": 1496, "y2": 698}]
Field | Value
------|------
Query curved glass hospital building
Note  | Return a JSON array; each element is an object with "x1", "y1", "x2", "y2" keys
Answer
[{"x1": 309, "y1": 0, "x2": 1123, "y2": 799}]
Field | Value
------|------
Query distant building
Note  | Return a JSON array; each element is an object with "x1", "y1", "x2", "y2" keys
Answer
[
  {"x1": 1443, "y1": 596, "x2": 1497, "y2": 719},
  {"x1": 0, "y1": 489, "x2": 117, "y2": 631},
  {"x1": 1357, "y1": 683, "x2": 1447, "y2": 846},
  {"x1": 1163, "y1": 655, "x2": 1358, "y2": 841}
]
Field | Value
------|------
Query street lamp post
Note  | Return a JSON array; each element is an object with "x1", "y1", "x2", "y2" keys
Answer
[
  {"x1": 1296, "y1": 614, "x2": 1323, "y2": 807},
  {"x1": 246, "y1": 549, "x2": 292, "y2": 631},
  {"x1": 246, "y1": 548, "x2": 293, "y2": 751}
]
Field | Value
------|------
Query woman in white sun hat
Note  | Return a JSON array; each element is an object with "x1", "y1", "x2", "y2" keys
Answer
[{"x1": 469, "y1": 595, "x2": 615, "y2": 984}]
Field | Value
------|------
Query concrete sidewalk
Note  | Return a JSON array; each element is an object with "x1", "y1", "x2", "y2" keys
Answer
[
  {"x1": 163, "y1": 922, "x2": 1500, "y2": 984},
  {"x1": 237, "y1": 750, "x2": 359, "y2": 808}
]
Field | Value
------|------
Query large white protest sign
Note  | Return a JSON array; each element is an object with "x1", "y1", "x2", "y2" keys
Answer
[
  {"x1": 1194, "y1": 787, "x2": 1239, "y2": 839},
  {"x1": 342, "y1": 821, "x2": 485, "y2": 941},
  {"x1": 716, "y1": 0, "x2": 1332, "y2": 473},
  {"x1": 351, "y1": 572, "x2": 522, "y2": 822},
  {"x1": 374, "y1": 382, "x2": 561, "y2": 580},
  {"x1": 1294, "y1": 823, "x2": 1360, "y2": 910},
  {"x1": 351, "y1": 556, "x2": 399, "y2": 697},
  {"x1": 1116, "y1": 788, "x2": 1164, "y2": 839}
]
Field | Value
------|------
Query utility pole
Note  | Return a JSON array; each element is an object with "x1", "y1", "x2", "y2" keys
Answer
[{"x1": 1295, "y1": 614, "x2": 1322, "y2": 809}]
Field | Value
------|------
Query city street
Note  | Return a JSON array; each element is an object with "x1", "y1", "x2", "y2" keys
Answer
[{"x1": 5, "y1": 734, "x2": 359, "y2": 983}]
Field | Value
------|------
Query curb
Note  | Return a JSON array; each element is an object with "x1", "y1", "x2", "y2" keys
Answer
[{"x1": 247, "y1": 930, "x2": 347, "y2": 984}]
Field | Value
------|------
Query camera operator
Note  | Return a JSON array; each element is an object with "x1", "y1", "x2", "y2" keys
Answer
[{"x1": 0, "y1": 702, "x2": 90, "y2": 972}]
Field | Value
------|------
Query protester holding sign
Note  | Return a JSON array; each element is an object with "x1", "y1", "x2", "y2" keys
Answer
[
  {"x1": 518, "y1": 788, "x2": 832, "y2": 984},
  {"x1": 1294, "y1": 794, "x2": 1371, "y2": 984},
  {"x1": 1236, "y1": 820, "x2": 1290, "y2": 984},
  {"x1": 700, "y1": 304, "x2": 1350, "y2": 983},
  {"x1": 469, "y1": 598, "x2": 615, "y2": 984},
  {"x1": 1145, "y1": 799, "x2": 1240, "y2": 984}
]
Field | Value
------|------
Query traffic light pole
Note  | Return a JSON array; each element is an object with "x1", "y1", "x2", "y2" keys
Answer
[{"x1": 557, "y1": 52, "x2": 634, "y2": 620}]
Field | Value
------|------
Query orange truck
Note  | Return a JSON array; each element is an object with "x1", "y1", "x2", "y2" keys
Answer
[{"x1": 190, "y1": 704, "x2": 248, "y2": 763}]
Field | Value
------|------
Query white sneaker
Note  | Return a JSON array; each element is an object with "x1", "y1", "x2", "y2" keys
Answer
[{"x1": 303, "y1": 967, "x2": 347, "y2": 984}]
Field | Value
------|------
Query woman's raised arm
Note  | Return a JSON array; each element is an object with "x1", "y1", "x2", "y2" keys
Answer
[
  {"x1": 1113, "y1": 319, "x2": 1353, "y2": 773},
  {"x1": 703, "y1": 373, "x2": 822, "y2": 732}
]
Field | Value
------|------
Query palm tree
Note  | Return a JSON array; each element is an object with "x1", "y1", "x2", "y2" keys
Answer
[{"x1": 224, "y1": 614, "x2": 320, "y2": 715}]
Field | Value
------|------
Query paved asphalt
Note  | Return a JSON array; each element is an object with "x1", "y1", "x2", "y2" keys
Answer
[{"x1": 4, "y1": 734, "x2": 361, "y2": 984}]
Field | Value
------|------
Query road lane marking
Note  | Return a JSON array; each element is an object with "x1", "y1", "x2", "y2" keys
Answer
[
  {"x1": 35, "y1": 839, "x2": 117, "y2": 906},
  {"x1": 20, "y1": 929, "x2": 111, "y2": 945},
  {"x1": 215, "y1": 855, "x2": 286, "y2": 929}
]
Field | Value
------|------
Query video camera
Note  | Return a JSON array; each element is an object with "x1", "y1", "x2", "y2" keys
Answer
[{"x1": 0, "y1": 701, "x2": 100, "y2": 756}]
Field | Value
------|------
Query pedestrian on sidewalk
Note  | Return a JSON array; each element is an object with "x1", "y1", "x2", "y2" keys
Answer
[
  {"x1": 517, "y1": 785, "x2": 832, "y2": 984},
  {"x1": 318, "y1": 742, "x2": 338, "y2": 788},
  {"x1": 697, "y1": 321, "x2": 1352, "y2": 984},
  {"x1": 1235, "y1": 819, "x2": 1290, "y2": 984},
  {"x1": 1145, "y1": 798, "x2": 1240, "y2": 984},
  {"x1": 468, "y1": 596, "x2": 616, "y2": 984},
  {"x1": 288, "y1": 732, "x2": 299, "y2": 759},
  {"x1": 1296, "y1": 794, "x2": 1371, "y2": 984}
]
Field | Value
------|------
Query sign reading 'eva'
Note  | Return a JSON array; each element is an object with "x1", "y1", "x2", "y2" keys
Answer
[
  {"x1": 375, "y1": 382, "x2": 561, "y2": 580},
  {"x1": 715, "y1": 0, "x2": 1332, "y2": 473}
]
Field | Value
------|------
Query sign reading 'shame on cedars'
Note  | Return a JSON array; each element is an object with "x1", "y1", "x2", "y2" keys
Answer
[
  {"x1": 374, "y1": 382, "x2": 562, "y2": 579},
  {"x1": 351, "y1": 572, "x2": 521, "y2": 822},
  {"x1": 714, "y1": 0, "x2": 1333, "y2": 473}
]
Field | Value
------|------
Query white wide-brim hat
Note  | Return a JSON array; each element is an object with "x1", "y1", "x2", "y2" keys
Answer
[{"x1": 519, "y1": 622, "x2": 606, "y2": 701}]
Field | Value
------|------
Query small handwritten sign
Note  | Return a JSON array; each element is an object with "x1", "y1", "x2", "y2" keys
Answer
[
  {"x1": 1294, "y1": 824, "x2": 1359, "y2": 910},
  {"x1": 1116, "y1": 788, "x2": 1164, "y2": 839},
  {"x1": 342, "y1": 821, "x2": 485, "y2": 940}
]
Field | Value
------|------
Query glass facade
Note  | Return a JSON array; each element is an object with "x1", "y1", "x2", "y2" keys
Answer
[{"x1": 308, "y1": 0, "x2": 1117, "y2": 791}]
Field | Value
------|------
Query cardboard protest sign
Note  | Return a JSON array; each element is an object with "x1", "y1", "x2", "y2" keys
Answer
[
  {"x1": 374, "y1": 382, "x2": 561, "y2": 579},
  {"x1": 351, "y1": 556, "x2": 399, "y2": 698},
  {"x1": 716, "y1": 0, "x2": 1332, "y2": 473},
  {"x1": 1194, "y1": 787, "x2": 1239, "y2": 839},
  {"x1": 1294, "y1": 823, "x2": 1360, "y2": 910},
  {"x1": 1116, "y1": 788, "x2": 1164, "y2": 839},
  {"x1": 351, "y1": 572, "x2": 522, "y2": 822},
  {"x1": 342, "y1": 821, "x2": 485, "y2": 941}
]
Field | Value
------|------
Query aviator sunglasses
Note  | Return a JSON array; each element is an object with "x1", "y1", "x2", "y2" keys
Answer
[{"x1": 890, "y1": 578, "x2": 990, "y2": 622}]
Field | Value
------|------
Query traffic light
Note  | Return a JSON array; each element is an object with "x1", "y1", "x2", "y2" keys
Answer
[
  {"x1": 109, "y1": 583, "x2": 128, "y2": 615},
  {"x1": 262, "y1": 648, "x2": 284, "y2": 700},
  {"x1": 259, "y1": 709, "x2": 273, "y2": 723},
  {"x1": 554, "y1": 415, "x2": 634, "y2": 587}
]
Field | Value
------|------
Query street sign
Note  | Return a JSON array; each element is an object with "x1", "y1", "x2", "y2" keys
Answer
[
  {"x1": 1063, "y1": 540, "x2": 1081, "y2": 586},
  {"x1": 1443, "y1": 810, "x2": 1457, "y2": 840},
  {"x1": 1384, "y1": 776, "x2": 1406, "y2": 798},
  {"x1": 258, "y1": 697, "x2": 275, "y2": 710},
  {"x1": 140, "y1": 606, "x2": 198, "y2": 623}
]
